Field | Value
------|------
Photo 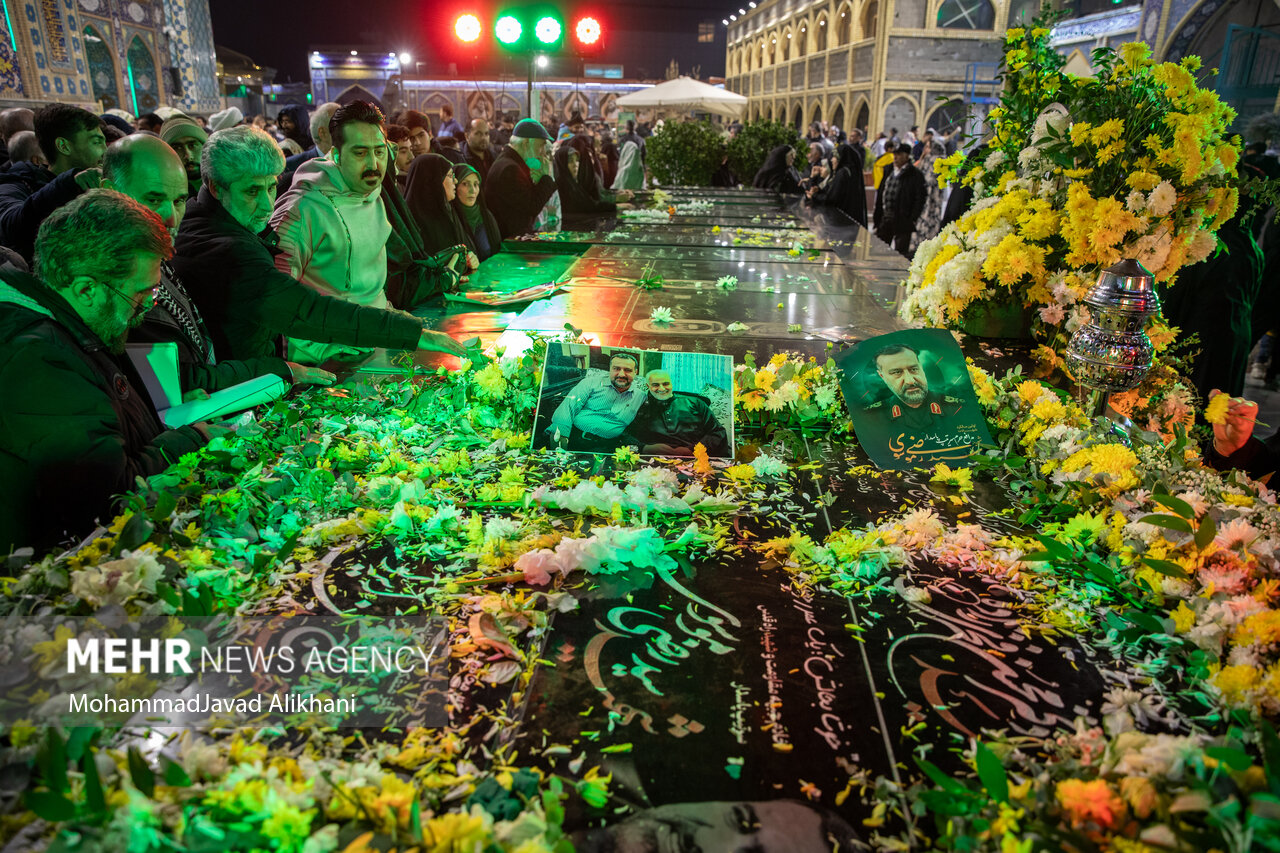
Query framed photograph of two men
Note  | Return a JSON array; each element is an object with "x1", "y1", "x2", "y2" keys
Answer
[
  {"x1": 837, "y1": 328, "x2": 993, "y2": 470},
  {"x1": 532, "y1": 344, "x2": 735, "y2": 459}
]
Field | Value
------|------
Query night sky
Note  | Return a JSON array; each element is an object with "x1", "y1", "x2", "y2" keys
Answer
[{"x1": 209, "y1": 0, "x2": 733, "y2": 83}]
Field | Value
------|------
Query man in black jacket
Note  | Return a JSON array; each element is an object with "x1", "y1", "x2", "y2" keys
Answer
[
  {"x1": 172, "y1": 125, "x2": 465, "y2": 363},
  {"x1": 0, "y1": 190, "x2": 210, "y2": 552},
  {"x1": 872, "y1": 143, "x2": 926, "y2": 258},
  {"x1": 461, "y1": 118, "x2": 496, "y2": 182},
  {"x1": 103, "y1": 133, "x2": 335, "y2": 393},
  {"x1": 483, "y1": 118, "x2": 557, "y2": 239},
  {"x1": 0, "y1": 104, "x2": 105, "y2": 264},
  {"x1": 623, "y1": 370, "x2": 730, "y2": 457}
]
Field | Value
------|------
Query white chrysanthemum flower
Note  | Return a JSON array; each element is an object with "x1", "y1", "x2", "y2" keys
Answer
[
  {"x1": 1031, "y1": 105, "x2": 1070, "y2": 145},
  {"x1": 484, "y1": 516, "x2": 521, "y2": 541},
  {"x1": 1125, "y1": 190, "x2": 1146, "y2": 213},
  {"x1": 1017, "y1": 146, "x2": 1041, "y2": 172},
  {"x1": 1187, "y1": 230, "x2": 1217, "y2": 264},
  {"x1": 1146, "y1": 181, "x2": 1177, "y2": 216},
  {"x1": 750, "y1": 453, "x2": 789, "y2": 478},
  {"x1": 650, "y1": 306, "x2": 674, "y2": 323}
]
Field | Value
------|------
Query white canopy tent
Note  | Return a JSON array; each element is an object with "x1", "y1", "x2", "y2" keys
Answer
[{"x1": 615, "y1": 76, "x2": 748, "y2": 120}]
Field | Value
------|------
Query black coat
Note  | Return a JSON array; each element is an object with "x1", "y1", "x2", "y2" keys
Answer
[
  {"x1": 0, "y1": 162, "x2": 84, "y2": 264},
  {"x1": 809, "y1": 143, "x2": 866, "y2": 225},
  {"x1": 451, "y1": 198, "x2": 503, "y2": 262},
  {"x1": 130, "y1": 263, "x2": 293, "y2": 393},
  {"x1": 1163, "y1": 215, "x2": 1264, "y2": 399},
  {"x1": 554, "y1": 137, "x2": 616, "y2": 222},
  {"x1": 405, "y1": 153, "x2": 470, "y2": 255},
  {"x1": 0, "y1": 268, "x2": 208, "y2": 551},
  {"x1": 461, "y1": 142, "x2": 496, "y2": 182},
  {"x1": 483, "y1": 145, "x2": 557, "y2": 239},
  {"x1": 752, "y1": 145, "x2": 802, "y2": 194},
  {"x1": 172, "y1": 186, "x2": 423, "y2": 361},
  {"x1": 380, "y1": 173, "x2": 461, "y2": 309},
  {"x1": 873, "y1": 162, "x2": 927, "y2": 235},
  {"x1": 624, "y1": 392, "x2": 728, "y2": 457}
]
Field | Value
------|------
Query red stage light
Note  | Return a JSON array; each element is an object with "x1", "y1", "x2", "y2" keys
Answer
[
  {"x1": 455, "y1": 13, "x2": 482, "y2": 42},
  {"x1": 574, "y1": 16, "x2": 601, "y2": 45}
]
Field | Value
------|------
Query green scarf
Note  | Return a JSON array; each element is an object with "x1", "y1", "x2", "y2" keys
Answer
[{"x1": 459, "y1": 199, "x2": 485, "y2": 234}]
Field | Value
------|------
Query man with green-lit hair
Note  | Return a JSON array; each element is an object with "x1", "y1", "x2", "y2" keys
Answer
[
  {"x1": 172, "y1": 125, "x2": 466, "y2": 364},
  {"x1": 0, "y1": 189, "x2": 211, "y2": 551}
]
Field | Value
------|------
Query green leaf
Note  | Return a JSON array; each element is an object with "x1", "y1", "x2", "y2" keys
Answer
[
  {"x1": 81, "y1": 752, "x2": 105, "y2": 815},
  {"x1": 117, "y1": 511, "x2": 155, "y2": 551},
  {"x1": 1137, "y1": 514, "x2": 1193, "y2": 535},
  {"x1": 1031, "y1": 534, "x2": 1073, "y2": 561},
  {"x1": 1150, "y1": 493, "x2": 1194, "y2": 519},
  {"x1": 1141, "y1": 558, "x2": 1189, "y2": 579},
  {"x1": 128, "y1": 747, "x2": 155, "y2": 798},
  {"x1": 64, "y1": 726, "x2": 95, "y2": 764},
  {"x1": 39, "y1": 728, "x2": 68, "y2": 794},
  {"x1": 162, "y1": 758, "x2": 191, "y2": 788},
  {"x1": 25, "y1": 790, "x2": 77, "y2": 822},
  {"x1": 149, "y1": 489, "x2": 178, "y2": 523},
  {"x1": 914, "y1": 755, "x2": 970, "y2": 796},
  {"x1": 1018, "y1": 551, "x2": 1052, "y2": 562},
  {"x1": 1261, "y1": 721, "x2": 1280, "y2": 795},
  {"x1": 974, "y1": 741, "x2": 1008, "y2": 803},
  {"x1": 1205, "y1": 746, "x2": 1253, "y2": 773},
  {"x1": 1195, "y1": 515, "x2": 1217, "y2": 551}
]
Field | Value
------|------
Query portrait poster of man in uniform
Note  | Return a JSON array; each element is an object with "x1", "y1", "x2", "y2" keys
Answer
[
  {"x1": 532, "y1": 343, "x2": 735, "y2": 457},
  {"x1": 836, "y1": 329, "x2": 992, "y2": 470}
]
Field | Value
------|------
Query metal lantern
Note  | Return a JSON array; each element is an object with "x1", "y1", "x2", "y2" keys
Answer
[{"x1": 1064, "y1": 259, "x2": 1161, "y2": 417}]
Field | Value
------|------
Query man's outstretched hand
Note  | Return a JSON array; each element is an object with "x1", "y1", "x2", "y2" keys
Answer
[
  {"x1": 417, "y1": 329, "x2": 469, "y2": 356},
  {"x1": 287, "y1": 362, "x2": 336, "y2": 386}
]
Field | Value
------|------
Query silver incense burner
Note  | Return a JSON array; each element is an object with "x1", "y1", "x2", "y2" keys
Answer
[{"x1": 1064, "y1": 259, "x2": 1161, "y2": 418}]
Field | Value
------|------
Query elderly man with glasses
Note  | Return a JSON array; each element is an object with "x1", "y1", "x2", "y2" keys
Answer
[{"x1": 0, "y1": 189, "x2": 213, "y2": 553}]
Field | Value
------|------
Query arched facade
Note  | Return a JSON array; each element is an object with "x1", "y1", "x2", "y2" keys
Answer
[
  {"x1": 835, "y1": 4, "x2": 852, "y2": 44},
  {"x1": 84, "y1": 25, "x2": 121, "y2": 111},
  {"x1": 126, "y1": 36, "x2": 160, "y2": 113},
  {"x1": 0, "y1": 0, "x2": 219, "y2": 113},
  {"x1": 724, "y1": 0, "x2": 1007, "y2": 146}
]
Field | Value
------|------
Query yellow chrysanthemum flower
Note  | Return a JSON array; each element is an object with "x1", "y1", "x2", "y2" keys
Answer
[{"x1": 1203, "y1": 393, "x2": 1231, "y2": 424}]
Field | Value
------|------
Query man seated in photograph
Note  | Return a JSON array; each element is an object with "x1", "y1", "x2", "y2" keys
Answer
[
  {"x1": 861, "y1": 343, "x2": 964, "y2": 433},
  {"x1": 623, "y1": 369, "x2": 728, "y2": 457},
  {"x1": 547, "y1": 351, "x2": 645, "y2": 452}
]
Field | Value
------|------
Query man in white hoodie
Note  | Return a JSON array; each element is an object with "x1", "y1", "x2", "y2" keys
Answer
[{"x1": 271, "y1": 100, "x2": 395, "y2": 363}]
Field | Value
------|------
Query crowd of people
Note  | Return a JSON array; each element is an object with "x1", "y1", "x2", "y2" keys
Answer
[
  {"x1": 5, "y1": 94, "x2": 1280, "y2": 552},
  {"x1": 0, "y1": 99, "x2": 649, "y2": 553},
  {"x1": 750, "y1": 122, "x2": 958, "y2": 258}
]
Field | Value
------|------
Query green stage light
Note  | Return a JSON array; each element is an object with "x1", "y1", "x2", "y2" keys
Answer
[
  {"x1": 535, "y1": 15, "x2": 562, "y2": 44},
  {"x1": 495, "y1": 15, "x2": 522, "y2": 44}
]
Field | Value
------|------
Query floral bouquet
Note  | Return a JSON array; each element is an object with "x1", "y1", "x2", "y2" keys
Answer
[
  {"x1": 733, "y1": 351, "x2": 847, "y2": 434},
  {"x1": 902, "y1": 26, "x2": 1240, "y2": 366}
]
